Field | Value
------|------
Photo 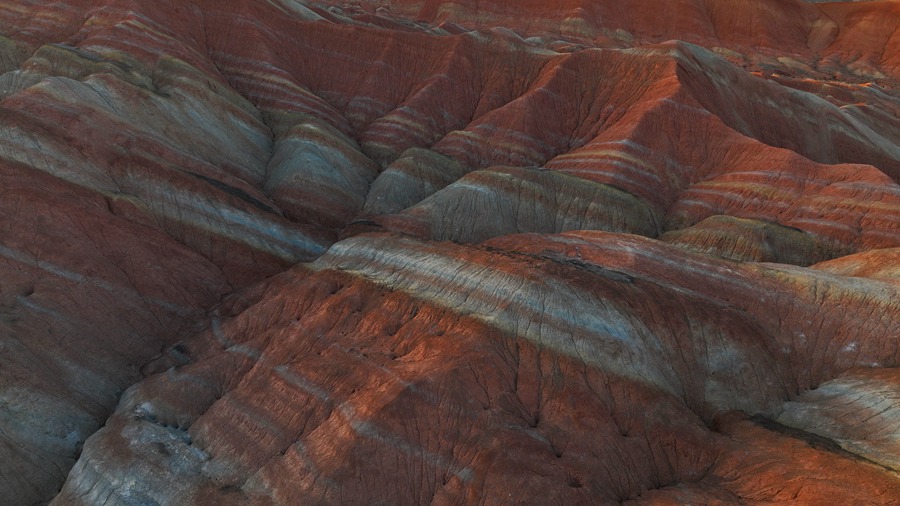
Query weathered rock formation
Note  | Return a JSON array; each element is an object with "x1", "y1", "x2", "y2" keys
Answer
[{"x1": 0, "y1": 0, "x2": 897, "y2": 504}]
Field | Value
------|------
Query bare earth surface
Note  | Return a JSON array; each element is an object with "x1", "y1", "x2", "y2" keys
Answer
[{"x1": 0, "y1": 0, "x2": 898, "y2": 504}]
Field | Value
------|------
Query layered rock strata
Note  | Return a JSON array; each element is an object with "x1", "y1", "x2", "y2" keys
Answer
[{"x1": 0, "y1": 0, "x2": 897, "y2": 503}]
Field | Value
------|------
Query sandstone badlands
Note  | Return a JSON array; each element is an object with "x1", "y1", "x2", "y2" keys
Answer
[{"x1": 0, "y1": 0, "x2": 898, "y2": 504}]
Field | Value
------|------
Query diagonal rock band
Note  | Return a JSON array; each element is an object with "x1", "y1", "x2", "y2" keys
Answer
[{"x1": 0, "y1": 0, "x2": 898, "y2": 504}]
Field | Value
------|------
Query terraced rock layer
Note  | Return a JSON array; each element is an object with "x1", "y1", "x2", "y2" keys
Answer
[{"x1": 0, "y1": 0, "x2": 897, "y2": 504}]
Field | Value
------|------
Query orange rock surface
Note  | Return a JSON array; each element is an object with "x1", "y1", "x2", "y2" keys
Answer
[{"x1": 0, "y1": 0, "x2": 897, "y2": 504}]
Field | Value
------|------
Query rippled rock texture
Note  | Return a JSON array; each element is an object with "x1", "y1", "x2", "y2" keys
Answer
[{"x1": 0, "y1": 0, "x2": 898, "y2": 504}]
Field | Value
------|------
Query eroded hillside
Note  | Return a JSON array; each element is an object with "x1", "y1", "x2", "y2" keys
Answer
[{"x1": 0, "y1": 0, "x2": 898, "y2": 504}]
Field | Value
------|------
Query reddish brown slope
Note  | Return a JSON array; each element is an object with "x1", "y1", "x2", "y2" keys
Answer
[
  {"x1": 53, "y1": 232, "x2": 900, "y2": 504},
  {"x1": 0, "y1": 0, "x2": 896, "y2": 504},
  {"x1": 820, "y1": 1, "x2": 900, "y2": 79},
  {"x1": 354, "y1": 0, "x2": 830, "y2": 50},
  {"x1": 0, "y1": 2, "x2": 336, "y2": 503}
]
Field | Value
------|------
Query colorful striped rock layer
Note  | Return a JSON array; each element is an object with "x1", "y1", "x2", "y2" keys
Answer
[{"x1": 0, "y1": 0, "x2": 898, "y2": 504}]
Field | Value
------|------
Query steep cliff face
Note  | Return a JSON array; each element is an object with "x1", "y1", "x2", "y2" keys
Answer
[{"x1": 0, "y1": 0, "x2": 898, "y2": 504}]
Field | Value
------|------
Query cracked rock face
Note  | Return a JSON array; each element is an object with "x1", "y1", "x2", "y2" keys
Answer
[{"x1": 0, "y1": 0, "x2": 898, "y2": 504}]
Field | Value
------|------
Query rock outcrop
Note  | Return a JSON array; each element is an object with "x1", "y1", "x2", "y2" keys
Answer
[
  {"x1": 53, "y1": 233, "x2": 900, "y2": 504},
  {"x1": 0, "y1": 0, "x2": 897, "y2": 504}
]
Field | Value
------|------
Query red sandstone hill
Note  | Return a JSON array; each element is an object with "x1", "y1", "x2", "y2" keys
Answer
[{"x1": 0, "y1": 0, "x2": 898, "y2": 504}]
